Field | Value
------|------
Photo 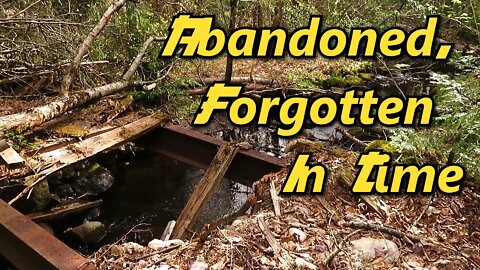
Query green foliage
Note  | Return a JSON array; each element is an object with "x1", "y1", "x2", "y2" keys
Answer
[
  {"x1": 131, "y1": 77, "x2": 201, "y2": 117},
  {"x1": 286, "y1": 68, "x2": 324, "y2": 89},
  {"x1": 1, "y1": 130, "x2": 34, "y2": 152},
  {"x1": 88, "y1": 1, "x2": 166, "y2": 68},
  {"x1": 390, "y1": 72, "x2": 480, "y2": 181},
  {"x1": 447, "y1": 52, "x2": 480, "y2": 73}
]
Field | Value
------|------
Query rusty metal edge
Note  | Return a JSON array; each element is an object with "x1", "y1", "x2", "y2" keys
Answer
[
  {"x1": 150, "y1": 125, "x2": 287, "y2": 186},
  {"x1": 0, "y1": 124, "x2": 286, "y2": 270},
  {"x1": 0, "y1": 199, "x2": 96, "y2": 270}
]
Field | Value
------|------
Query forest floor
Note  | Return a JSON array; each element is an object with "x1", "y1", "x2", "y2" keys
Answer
[
  {"x1": 92, "y1": 152, "x2": 480, "y2": 270},
  {"x1": 1, "y1": 56, "x2": 479, "y2": 270}
]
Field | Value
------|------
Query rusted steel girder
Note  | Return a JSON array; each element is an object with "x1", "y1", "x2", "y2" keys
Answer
[
  {"x1": 149, "y1": 125, "x2": 286, "y2": 186},
  {"x1": 0, "y1": 199, "x2": 96, "y2": 270}
]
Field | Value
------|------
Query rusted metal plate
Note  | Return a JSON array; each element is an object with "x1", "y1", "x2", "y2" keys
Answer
[
  {"x1": 0, "y1": 199, "x2": 96, "y2": 270},
  {"x1": 149, "y1": 125, "x2": 286, "y2": 186}
]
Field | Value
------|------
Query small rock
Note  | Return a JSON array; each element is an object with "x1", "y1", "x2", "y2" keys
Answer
[
  {"x1": 259, "y1": 256, "x2": 270, "y2": 265},
  {"x1": 64, "y1": 221, "x2": 106, "y2": 244},
  {"x1": 190, "y1": 261, "x2": 208, "y2": 270},
  {"x1": 350, "y1": 237, "x2": 400, "y2": 264},
  {"x1": 26, "y1": 177, "x2": 52, "y2": 211},
  {"x1": 231, "y1": 219, "x2": 243, "y2": 227},
  {"x1": 295, "y1": 257, "x2": 317, "y2": 270},
  {"x1": 123, "y1": 242, "x2": 145, "y2": 253},
  {"x1": 289, "y1": 227, "x2": 307, "y2": 242},
  {"x1": 148, "y1": 239, "x2": 184, "y2": 250}
]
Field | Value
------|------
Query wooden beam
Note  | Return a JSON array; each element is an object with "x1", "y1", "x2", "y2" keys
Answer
[
  {"x1": 172, "y1": 143, "x2": 239, "y2": 239},
  {"x1": 0, "y1": 140, "x2": 25, "y2": 168},
  {"x1": 161, "y1": 220, "x2": 176, "y2": 241},
  {"x1": 27, "y1": 200, "x2": 103, "y2": 223},
  {"x1": 9, "y1": 114, "x2": 166, "y2": 205}
]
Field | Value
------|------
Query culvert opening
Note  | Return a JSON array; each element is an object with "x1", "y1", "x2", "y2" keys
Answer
[{"x1": 0, "y1": 128, "x2": 261, "y2": 257}]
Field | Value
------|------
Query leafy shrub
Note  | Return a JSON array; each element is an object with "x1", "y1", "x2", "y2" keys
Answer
[{"x1": 390, "y1": 72, "x2": 480, "y2": 181}]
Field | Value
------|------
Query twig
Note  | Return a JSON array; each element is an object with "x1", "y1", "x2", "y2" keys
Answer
[
  {"x1": 341, "y1": 220, "x2": 421, "y2": 243},
  {"x1": 413, "y1": 194, "x2": 435, "y2": 227},
  {"x1": 8, "y1": 174, "x2": 48, "y2": 205},
  {"x1": 0, "y1": 19, "x2": 90, "y2": 26},
  {"x1": 7, "y1": 0, "x2": 42, "y2": 19},
  {"x1": 376, "y1": 57, "x2": 406, "y2": 99},
  {"x1": 334, "y1": 124, "x2": 367, "y2": 148},
  {"x1": 270, "y1": 181, "x2": 281, "y2": 216},
  {"x1": 134, "y1": 244, "x2": 182, "y2": 261},
  {"x1": 323, "y1": 229, "x2": 361, "y2": 266}
]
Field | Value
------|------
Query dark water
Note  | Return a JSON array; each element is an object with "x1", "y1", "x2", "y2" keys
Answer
[{"x1": 83, "y1": 151, "x2": 251, "y2": 249}]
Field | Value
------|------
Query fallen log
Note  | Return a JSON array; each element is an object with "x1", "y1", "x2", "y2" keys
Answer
[
  {"x1": 197, "y1": 76, "x2": 274, "y2": 85},
  {"x1": 61, "y1": 0, "x2": 128, "y2": 92},
  {"x1": 8, "y1": 114, "x2": 167, "y2": 205},
  {"x1": 0, "y1": 80, "x2": 145, "y2": 132},
  {"x1": 27, "y1": 200, "x2": 103, "y2": 222}
]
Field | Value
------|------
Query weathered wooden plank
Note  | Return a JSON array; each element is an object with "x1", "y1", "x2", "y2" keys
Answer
[
  {"x1": 161, "y1": 220, "x2": 176, "y2": 241},
  {"x1": 9, "y1": 114, "x2": 166, "y2": 205},
  {"x1": 172, "y1": 143, "x2": 238, "y2": 239},
  {"x1": 27, "y1": 200, "x2": 103, "y2": 222},
  {"x1": 257, "y1": 215, "x2": 292, "y2": 269},
  {"x1": 0, "y1": 140, "x2": 25, "y2": 168},
  {"x1": 270, "y1": 181, "x2": 281, "y2": 216}
]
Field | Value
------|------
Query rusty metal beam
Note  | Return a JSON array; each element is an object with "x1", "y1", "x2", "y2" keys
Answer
[
  {"x1": 148, "y1": 125, "x2": 286, "y2": 186},
  {"x1": 0, "y1": 124, "x2": 285, "y2": 269},
  {"x1": 0, "y1": 199, "x2": 96, "y2": 270}
]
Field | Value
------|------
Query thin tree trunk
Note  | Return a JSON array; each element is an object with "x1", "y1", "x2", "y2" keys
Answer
[
  {"x1": 273, "y1": 0, "x2": 284, "y2": 28},
  {"x1": 61, "y1": 0, "x2": 128, "y2": 93},
  {"x1": 0, "y1": 36, "x2": 163, "y2": 133},
  {"x1": 224, "y1": 0, "x2": 238, "y2": 82},
  {"x1": 122, "y1": 36, "x2": 166, "y2": 80}
]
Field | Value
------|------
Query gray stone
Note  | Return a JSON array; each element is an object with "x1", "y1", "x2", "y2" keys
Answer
[{"x1": 350, "y1": 237, "x2": 400, "y2": 264}]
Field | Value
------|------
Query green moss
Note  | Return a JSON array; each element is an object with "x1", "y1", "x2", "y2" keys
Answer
[
  {"x1": 344, "y1": 75, "x2": 364, "y2": 86},
  {"x1": 320, "y1": 75, "x2": 344, "y2": 88},
  {"x1": 26, "y1": 177, "x2": 52, "y2": 211},
  {"x1": 54, "y1": 124, "x2": 88, "y2": 137},
  {"x1": 285, "y1": 138, "x2": 325, "y2": 154},
  {"x1": 358, "y1": 73, "x2": 374, "y2": 81},
  {"x1": 88, "y1": 163, "x2": 102, "y2": 174},
  {"x1": 365, "y1": 140, "x2": 396, "y2": 153},
  {"x1": 336, "y1": 166, "x2": 355, "y2": 185}
]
